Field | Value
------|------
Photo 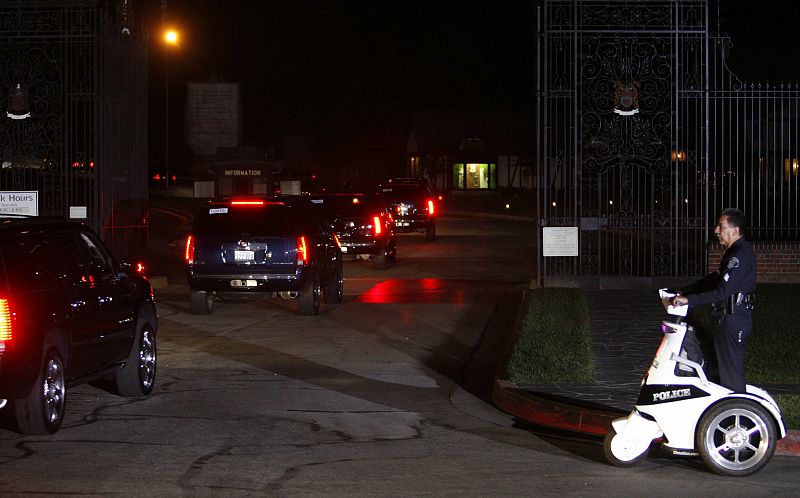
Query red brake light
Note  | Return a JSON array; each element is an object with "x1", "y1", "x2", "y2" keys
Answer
[
  {"x1": 427, "y1": 199, "x2": 435, "y2": 216},
  {"x1": 185, "y1": 235, "x2": 195, "y2": 263},
  {"x1": 373, "y1": 216, "x2": 382, "y2": 235},
  {"x1": 231, "y1": 200, "x2": 265, "y2": 206},
  {"x1": 297, "y1": 236, "x2": 308, "y2": 265},
  {"x1": 135, "y1": 262, "x2": 146, "y2": 274},
  {"x1": 0, "y1": 298, "x2": 12, "y2": 345}
]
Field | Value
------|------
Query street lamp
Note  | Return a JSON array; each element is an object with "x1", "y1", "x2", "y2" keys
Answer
[{"x1": 163, "y1": 28, "x2": 179, "y2": 189}]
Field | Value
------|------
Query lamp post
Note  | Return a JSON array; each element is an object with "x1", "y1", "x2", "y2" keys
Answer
[{"x1": 163, "y1": 28, "x2": 179, "y2": 189}]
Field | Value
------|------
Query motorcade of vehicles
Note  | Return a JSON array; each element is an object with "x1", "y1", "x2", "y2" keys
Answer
[
  {"x1": 308, "y1": 193, "x2": 396, "y2": 270},
  {"x1": 376, "y1": 178, "x2": 437, "y2": 241},
  {"x1": 185, "y1": 196, "x2": 343, "y2": 316},
  {"x1": 0, "y1": 217, "x2": 157, "y2": 434}
]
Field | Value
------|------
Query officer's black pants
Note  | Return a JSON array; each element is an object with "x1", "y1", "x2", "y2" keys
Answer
[{"x1": 716, "y1": 311, "x2": 752, "y2": 393}]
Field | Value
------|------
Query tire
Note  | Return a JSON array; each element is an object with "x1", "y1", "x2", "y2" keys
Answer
[
  {"x1": 298, "y1": 271, "x2": 321, "y2": 315},
  {"x1": 425, "y1": 225, "x2": 436, "y2": 242},
  {"x1": 372, "y1": 252, "x2": 388, "y2": 270},
  {"x1": 190, "y1": 289, "x2": 214, "y2": 315},
  {"x1": 323, "y1": 263, "x2": 343, "y2": 304},
  {"x1": 14, "y1": 346, "x2": 66, "y2": 435},
  {"x1": 115, "y1": 323, "x2": 157, "y2": 397},
  {"x1": 696, "y1": 399, "x2": 777, "y2": 476},
  {"x1": 603, "y1": 427, "x2": 650, "y2": 467}
]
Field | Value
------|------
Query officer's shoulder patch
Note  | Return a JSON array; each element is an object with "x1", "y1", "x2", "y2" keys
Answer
[{"x1": 727, "y1": 257, "x2": 740, "y2": 269}]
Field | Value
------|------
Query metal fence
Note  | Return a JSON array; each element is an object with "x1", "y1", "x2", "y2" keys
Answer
[
  {"x1": 537, "y1": 0, "x2": 800, "y2": 284},
  {"x1": 0, "y1": 0, "x2": 148, "y2": 258}
]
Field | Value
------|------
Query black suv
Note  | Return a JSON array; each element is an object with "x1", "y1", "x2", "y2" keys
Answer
[
  {"x1": 185, "y1": 196, "x2": 343, "y2": 315},
  {"x1": 377, "y1": 178, "x2": 437, "y2": 241},
  {"x1": 309, "y1": 193, "x2": 397, "y2": 270},
  {"x1": 0, "y1": 217, "x2": 157, "y2": 434}
]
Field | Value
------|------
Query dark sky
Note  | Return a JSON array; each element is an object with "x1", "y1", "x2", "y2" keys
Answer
[
  {"x1": 143, "y1": 0, "x2": 536, "y2": 147},
  {"x1": 136, "y1": 1, "x2": 800, "y2": 161}
]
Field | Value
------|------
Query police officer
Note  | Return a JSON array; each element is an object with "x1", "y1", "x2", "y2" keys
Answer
[{"x1": 671, "y1": 208, "x2": 756, "y2": 393}]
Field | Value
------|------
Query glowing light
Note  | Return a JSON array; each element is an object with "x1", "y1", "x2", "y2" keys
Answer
[
  {"x1": 185, "y1": 235, "x2": 194, "y2": 263},
  {"x1": 231, "y1": 200, "x2": 265, "y2": 206},
  {"x1": 164, "y1": 29, "x2": 179, "y2": 45},
  {"x1": 0, "y1": 299, "x2": 11, "y2": 343}
]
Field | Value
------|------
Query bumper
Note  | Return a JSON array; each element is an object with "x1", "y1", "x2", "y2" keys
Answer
[
  {"x1": 187, "y1": 269, "x2": 309, "y2": 293},
  {"x1": 392, "y1": 216, "x2": 434, "y2": 232},
  {"x1": 0, "y1": 350, "x2": 40, "y2": 400}
]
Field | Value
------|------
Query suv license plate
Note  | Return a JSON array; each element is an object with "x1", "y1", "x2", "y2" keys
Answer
[
  {"x1": 397, "y1": 221, "x2": 410, "y2": 227},
  {"x1": 234, "y1": 250, "x2": 254, "y2": 261},
  {"x1": 230, "y1": 279, "x2": 257, "y2": 287}
]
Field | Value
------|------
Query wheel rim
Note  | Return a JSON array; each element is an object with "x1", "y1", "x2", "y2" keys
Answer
[
  {"x1": 42, "y1": 356, "x2": 65, "y2": 424},
  {"x1": 313, "y1": 274, "x2": 321, "y2": 311},
  {"x1": 138, "y1": 329, "x2": 157, "y2": 389},
  {"x1": 703, "y1": 406, "x2": 771, "y2": 472}
]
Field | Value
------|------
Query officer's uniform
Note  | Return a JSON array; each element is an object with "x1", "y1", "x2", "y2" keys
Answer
[{"x1": 684, "y1": 237, "x2": 756, "y2": 393}]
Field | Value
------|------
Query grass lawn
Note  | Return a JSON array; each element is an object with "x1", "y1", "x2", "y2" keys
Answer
[{"x1": 505, "y1": 286, "x2": 799, "y2": 430}]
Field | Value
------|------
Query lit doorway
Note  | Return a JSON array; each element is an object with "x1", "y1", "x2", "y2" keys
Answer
[{"x1": 453, "y1": 163, "x2": 495, "y2": 189}]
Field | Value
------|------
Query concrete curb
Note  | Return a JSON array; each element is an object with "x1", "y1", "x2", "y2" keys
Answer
[{"x1": 492, "y1": 378, "x2": 800, "y2": 457}]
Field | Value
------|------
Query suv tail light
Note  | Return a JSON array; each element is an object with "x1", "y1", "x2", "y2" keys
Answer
[
  {"x1": 0, "y1": 298, "x2": 12, "y2": 347},
  {"x1": 296, "y1": 236, "x2": 308, "y2": 266},
  {"x1": 427, "y1": 199, "x2": 435, "y2": 216},
  {"x1": 373, "y1": 216, "x2": 382, "y2": 235},
  {"x1": 185, "y1": 235, "x2": 195, "y2": 264}
]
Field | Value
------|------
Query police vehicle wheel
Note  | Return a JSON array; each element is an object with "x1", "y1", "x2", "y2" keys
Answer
[
  {"x1": 603, "y1": 427, "x2": 649, "y2": 466},
  {"x1": 299, "y1": 271, "x2": 321, "y2": 315},
  {"x1": 696, "y1": 399, "x2": 777, "y2": 476},
  {"x1": 190, "y1": 290, "x2": 214, "y2": 315}
]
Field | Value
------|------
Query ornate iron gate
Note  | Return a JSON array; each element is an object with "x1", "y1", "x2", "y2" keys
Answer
[
  {"x1": 0, "y1": 0, "x2": 148, "y2": 258},
  {"x1": 537, "y1": 0, "x2": 800, "y2": 285}
]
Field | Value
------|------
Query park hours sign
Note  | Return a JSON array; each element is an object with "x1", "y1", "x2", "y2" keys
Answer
[{"x1": 0, "y1": 191, "x2": 38, "y2": 216}]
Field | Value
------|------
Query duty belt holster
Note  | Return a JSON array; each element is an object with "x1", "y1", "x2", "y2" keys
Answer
[{"x1": 725, "y1": 293, "x2": 755, "y2": 314}]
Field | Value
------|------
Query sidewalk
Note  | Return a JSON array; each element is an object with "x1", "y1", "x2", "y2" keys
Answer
[{"x1": 492, "y1": 288, "x2": 800, "y2": 457}]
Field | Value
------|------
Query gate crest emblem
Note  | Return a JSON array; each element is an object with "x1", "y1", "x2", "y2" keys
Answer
[{"x1": 613, "y1": 81, "x2": 640, "y2": 116}]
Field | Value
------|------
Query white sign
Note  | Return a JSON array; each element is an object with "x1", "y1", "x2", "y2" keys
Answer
[
  {"x1": 280, "y1": 180, "x2": 301, "y2": 196},
  {"x1": 542, "y1": 226, "x2": 579, "y2": 257},
  {"x1": 0, "y1": 191, "x2": 38, "y2": 216},
  {"x1": 70, "y1": 206, "x2": 87, "y2": 219}
]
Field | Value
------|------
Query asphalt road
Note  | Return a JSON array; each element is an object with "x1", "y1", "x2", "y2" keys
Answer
[{"x1": 1, "y1": 197, "x2": 798, "y2": 496}]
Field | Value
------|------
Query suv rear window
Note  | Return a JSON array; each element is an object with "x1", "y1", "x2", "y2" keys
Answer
[
  {"x1": 0, "y1": 229, "x2": 86, "y2": 294},
  {"x1": 195, "y1": 204, "x2": 299, "y2": 236},
  {"x1": 310, "y1": 196, "x2": 378, "y2": 220},
  {"x1": 378, "y1": 184, "x2": 430, "y2": 202}
]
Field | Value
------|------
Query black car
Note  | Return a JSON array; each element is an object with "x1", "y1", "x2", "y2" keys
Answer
[
  {"x1": 185, "y1": 196, "x2": 343, "y2": 315},
  {"x1": 309, "y1": 193, "x2": 397, "y2": 270},
  {"x1": 377, "y1": 178, "x2": 437, "y2": 241},
  {"x1": 0, "y1": 217, "x2": 157, "y2": 434}
]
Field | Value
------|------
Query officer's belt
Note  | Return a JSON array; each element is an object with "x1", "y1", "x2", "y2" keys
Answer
[{"x1": 725, "y1": 292, "x2": 755, "y2": 313}]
